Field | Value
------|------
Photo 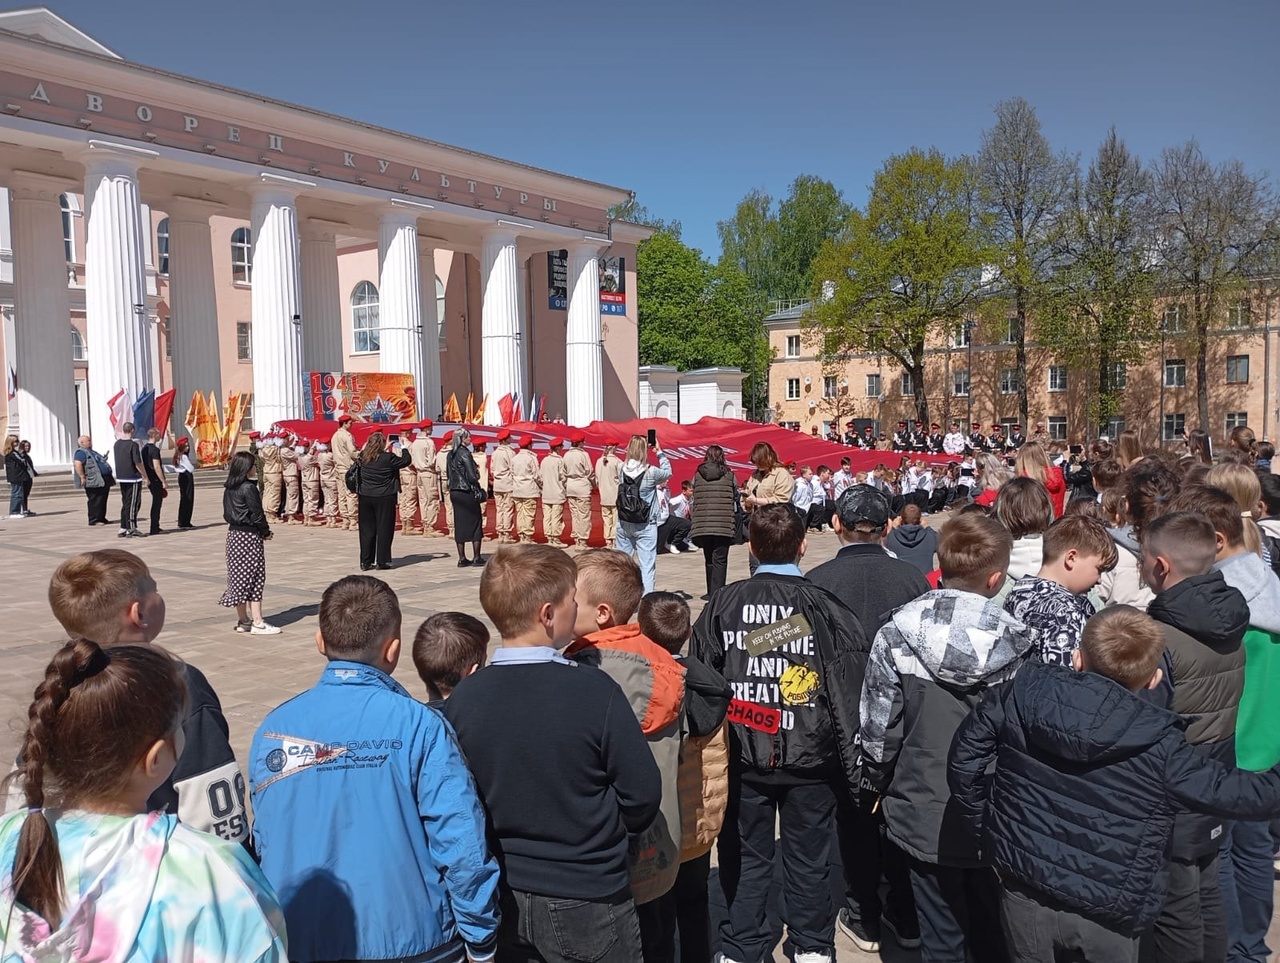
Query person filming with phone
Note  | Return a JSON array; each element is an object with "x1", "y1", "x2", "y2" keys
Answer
[
  {"x1": 353, "y1": 430, "x2": 412, "y2": 571},
  {"x1": 615, "y1": 431, "x2": 672, "y2": 594}
]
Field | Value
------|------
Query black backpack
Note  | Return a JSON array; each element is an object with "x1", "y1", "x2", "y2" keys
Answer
[{"x1": 616, "y1": 470, "x2": 650, "y2": 524}]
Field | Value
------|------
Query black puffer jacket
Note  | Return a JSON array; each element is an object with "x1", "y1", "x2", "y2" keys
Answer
[
  {"x1": 356, "y1": 449, "x2": 412, "y2": 498},
  {"x1": 1147, "y1": 570, "x2": 1249, "y2": 857},
  {"x1": 949, "y1": 663, "x2": 1280, "y2": 936},
  {"x1": 690, "y1": 462, "x2": 736, "y2": 541},
  {"x1": 692, "y1": 572, "x2": 868, "y2": 792},
  {"x1": 223, "y1": 478, "x2": 270, "y2": 536}
]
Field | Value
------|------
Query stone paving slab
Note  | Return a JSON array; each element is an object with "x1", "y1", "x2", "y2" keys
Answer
[{"x1": 1, "y1": 487, "x2": 1274, "y2": 961}]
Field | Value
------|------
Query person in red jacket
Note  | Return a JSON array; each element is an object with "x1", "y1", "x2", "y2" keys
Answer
[{"x1": 1016, "y1": 441, "x2": 1065, "y2": 517}]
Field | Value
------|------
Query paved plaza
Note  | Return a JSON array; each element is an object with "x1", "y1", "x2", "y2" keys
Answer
[{"x1": 2, "y1": 482, "x2": 1276, "y2": 961}]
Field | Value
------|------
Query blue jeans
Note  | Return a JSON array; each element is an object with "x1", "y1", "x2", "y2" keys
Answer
[
  {"x1": 1220, "y1": 819, "x2": 1275, "y2": 962},
  {"x1": 615, "y1": 520, "x2": 657, "y2": 594},
  {"x1": 8, "y1": 482, "x2": 23, "y2": 516}
]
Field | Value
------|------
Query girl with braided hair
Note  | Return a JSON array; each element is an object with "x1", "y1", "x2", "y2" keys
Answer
[{"x1": 0, "y1": 640, "x2": 286, "y2": 960}]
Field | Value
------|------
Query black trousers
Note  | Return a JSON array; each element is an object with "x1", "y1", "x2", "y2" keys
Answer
[
  {"x1": 177, "y1": 472, "x2": 195, "y2": 527},
  {"x1": 119, "y1": 481, "x2": 142, "y2": 531},
  {"x1": 1002, "y1": 882, "x2": 1138, "y2": 963},
  {"x1": 674, "y1": 852, "x2": 712, "y2": 963},
  {"x1": 21, "y1": 478, "x2": 32, "y2": 512},
  {"x1": 637, "y1": 887, "x2": 678, "y2": 963},
  {"x1": 806, "y1": 502, "x2": 832, "y2": 530},
  {"x1": 658, "y1": 515, "x2": 691, "y2": 549},
  {"x1": 908, "y1": 857, "x2": 1007, "y2": 963},
  {"x1": 836, "y1": 792, "x2": 915, "y2": 932},
  {"x1": 85, "y1": 486, "x2": 110, "y2": 525},
  {"x1": 358, "y1": 494, "x2": 397, "y2": 567},
  {"x1": 1141, "y1": 851, "x2": 1225, "y2": 963},
  {"x1": 717, "y1": 776, "x2": 837, "y2": 961},
  {"x1": 148, "y1": 481, "x2": 165, "y2": 533},
  {"x1": 698, "y1": 535, "x2": 732, "y2": 597},
  {"x1": 497, "y1": 886, "x2": 643, "y2": 963}
]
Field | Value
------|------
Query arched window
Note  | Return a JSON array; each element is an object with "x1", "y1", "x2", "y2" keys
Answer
[
  {"x1": 231, "y1": 227, "x2": 252, "y2": 284},
  {"x1": 436, "y1": 276, "x2": 446, "y2": 338},
  {"x1": 156, "y1": 217, "x2": 169, "y2": 275},
  {"x1": 59, "y1": 194, "x2": 75, "y2": 263},
  {"x1": 351, "y1": 280, "x2": 380, "y2": 353},
  {"x1": 71, "y1": 327, "x2": 86, "y2": 362}
]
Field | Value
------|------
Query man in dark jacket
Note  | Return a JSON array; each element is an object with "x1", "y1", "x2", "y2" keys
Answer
[
  {"x1": 949, "y1": 605, "x2": 1280, "y2": 962},
  {"x1": 692, "y1": 504, "x2": 868, "y2": 963},
  {"x1": 1139, "y1": 512, "x2": 1249, "y2": 963},
  {"x1": 808, "y1": 486, "x2": 928, "y2": 951}
]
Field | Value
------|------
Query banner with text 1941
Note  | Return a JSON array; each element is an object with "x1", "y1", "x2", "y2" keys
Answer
[{"x1": 303, "y1": 371, "x2": 417, "y2": 423}]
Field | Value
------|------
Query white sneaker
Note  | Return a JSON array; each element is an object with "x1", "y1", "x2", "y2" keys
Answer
[
  {"x1": 7, "y1": 514, "x2": 23, "y2": 520},
  {"x1": 794, "y1": 954, "x2": 832, "y2": 963},
  {"x1": 250, "y1": 621, "x2": 282, "y2": 635}
]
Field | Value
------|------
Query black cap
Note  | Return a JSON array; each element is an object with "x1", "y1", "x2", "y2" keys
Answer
[{"x1": 836, "y1": 485, "x2": 890, "y2": 529}]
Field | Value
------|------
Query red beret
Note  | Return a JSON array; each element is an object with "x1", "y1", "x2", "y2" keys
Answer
[
  {"x1": 441, "y1": 430, "x2": 454, "y2": 442},
  {"x1": 569, "y1": 431, "x2": 585, "y2": 443},
  {"x1": 418, "y1": 418, "x2": 433, "y2": 429},
  {"x1": 496, "y1": 428, "x2": 511, "y2": 441},
  {"x1": 247, "y1": 431, "x2": 261, "y2": 439},
  {"x1": 519, "y1": 435, "x2": 533, "y2": 447},
  {"x1": 604, "y1": 438, "x2": 619, "y2": 446},
  {"x1": 549, "y1": 436, "x2": 563, "y2": 448},
  {"x1": 337, "y1": 414, "x2": 353, "y2": 424}
]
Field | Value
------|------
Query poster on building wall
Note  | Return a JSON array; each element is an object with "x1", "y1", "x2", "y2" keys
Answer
[
  {"x1": 303, "y1": 371, "x2": 417, "y2": 423},
  {"x1": 547, "y1": 250, "x2": 569, "y2": 310},
  {"x1": 547, "y1": 250, "x2": 628, "y2": 314}
]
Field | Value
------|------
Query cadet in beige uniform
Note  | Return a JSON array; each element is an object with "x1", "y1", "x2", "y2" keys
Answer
[
  {"x1": 490, "y1": 428, "x2": 516, "y2": 544},
  {"x1": 261, "y1": 436, "x2": 283, "y2": 517},
  {"x1": 594, "y1": 439, "x2": 622, "y2": 549},
  {"x1": 331, "y1": 415, "x2": 359, "y2": 530},
  {"x1": 511, "y1": 435, "x2": 541, "y2": 543},
  {"x1": 410, "y1": 422, "x2": 441, "y2": 536},
  {"x1": 316, "y1": 442, "x2": 338, "y2": 526},
  {"x1": 300, "y1": 443, "x2": 321, "y2": 525},
  {"x1": 280, "y1": 438, "x2": 302, "y2": 523},
  {"x1": 397, "y1": 427, "x2": 421, "y2": 535},
  {"x1": 539, "y1": 438, "x2": 568, "y2": 546},
  {"x1": 562, "y1": 432, "x2": 595, "y2": 549},
  {"x1": 435, "y1": 430, "x2": 454, "y2": 537}
]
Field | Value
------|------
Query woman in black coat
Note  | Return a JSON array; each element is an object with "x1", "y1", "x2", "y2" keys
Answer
[
  {"x1": 690, "y1": 444, "x2": 738, "y2": 599},
  {"x1": 219, "y1": 450, "x2": 279, "y2": 634},
  {"x1": 446, "y1": 428, "x2": 486, "y2": 568},
  {"x1": 355, "y1": 430, "x2": 412, "y2": 570}
]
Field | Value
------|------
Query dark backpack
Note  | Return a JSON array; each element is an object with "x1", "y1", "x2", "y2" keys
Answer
[
  {"x1": 617, "y1": 470, "x2": 650, "y2": 524},
  {"x1": 344, "y1": 462, "x2": 361, "y2": 493}
]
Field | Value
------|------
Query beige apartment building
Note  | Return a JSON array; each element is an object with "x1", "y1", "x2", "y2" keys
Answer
[{"x1": 766, "y1": 291, "x2": 1280, "y2": 447}]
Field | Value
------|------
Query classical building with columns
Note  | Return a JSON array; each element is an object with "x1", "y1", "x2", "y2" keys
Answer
[{"x1": 0, "y1": 8, "x2": 649, "y2": 466}]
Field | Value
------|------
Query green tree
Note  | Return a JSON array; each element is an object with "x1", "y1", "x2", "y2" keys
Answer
[
  {"x1": 1152, "y1": 141, "x2": 1279, "y2": 429},
  {"x1": 608, "y1": 198, "x2": 681, "y2": 238},
  {"x1": 808, "y1": 149, "x2": 991, "y2": 425},
  {"x1": 978, "y1": 97, "x2": 1077, "y2": 428},
  {"x1": 1041, "y1": 129, "x2": 1157, "y2": 434},
  {"x1": 717, "y1": 188, "x2": 777, "y2": 299}
]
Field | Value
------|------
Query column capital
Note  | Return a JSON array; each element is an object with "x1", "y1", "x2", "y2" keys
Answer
[
  {"x1": 482, "y1": 227, "x2": 519, "y2": 248},
  {"x1": 569, "y1": 240, "x2": 606, "y2": 259},
  {"x1": 249, "y1": 171, "x2": 316, "y2": 202},
  {"x1": 79, "y1": 139, "x2": 159, "y2": 177},
  {"x1": 5, "y1": 169, "x2": 78, "y2": 202},
  {"x1": 164, "y1": 195, "x2": 225, "y2": 223}
]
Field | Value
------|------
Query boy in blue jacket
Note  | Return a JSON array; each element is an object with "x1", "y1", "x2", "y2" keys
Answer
[
  {"x1": 949, "y1": 605, "x2": 1280, "y2": 963},
  {"x1": 250, "y1": 575, "x2": 500, "y2": 963}
]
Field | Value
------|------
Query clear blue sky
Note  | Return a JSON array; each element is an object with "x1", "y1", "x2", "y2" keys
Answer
[{"x1": 47, "y1": 0, "x2": 1280, "y2": 257}]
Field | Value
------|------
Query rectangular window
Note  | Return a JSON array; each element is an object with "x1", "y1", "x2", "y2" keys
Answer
[
  {"x1": 900, "y1": 372, "x2": 913, "y2": 397},
  {"x1": 1000, "y1": 368, "x2": 1017, "y2": 394},
  {"x1": 1107, "y1": 362, "x2": 1127, "y2": 391},
  {"x1": 951, "y1": 324, "x2": 971, "y2": 348},
  {"x1": 1048, "y1": 416, "x2": 1067, "y2": 441},
  {"x1": 1164, "y1": 359, "x2": 1186, "y2": 388},
  {"x1": 1226, "y1": 411, "x2": 1249, "y2": 432},
  {"x1": 236, "y1": 321, "x2": 252, "y2": 362},
  {"x1": 1226, "y1": 300, "x2": 1251, "y2": 329},
  {"x1": 1227, "y1": 354, "x2": 1250, "y2": 384},
  {"x1": 1001, "y1": 417, "x2": 1019, "y2": 435},
  {"x1": 1003, "y1": 316, "x2": 1020, "y2": 344},
  {"x1": 164, "y1": 331, "x2": 172, "y2": 361},
  {"x1": 786, "y1": 378, "x2": 800, "y2": 401},
  {"x1": 865, "y1": 373, "x2": 881, "y2": 398},
  {"x1": 1163, "y1": 304, "x2": 1187, "y2": 334},
  {"x1": 823, "y1": 375, "x2": 837, "y2": 399},
  {"x1": 239, "y1": 398, "x2": 254, "y2": 432},
  {"x1": 785, "y1": 335, "x2": 800, "y2": 358},
  {"x1": 1048, "y1": 365, "x2": 1068, "y2": 393},
  {"x1": 1162, "y1": 413, "x2": 1186, "y2": 441},
  {"x1": 1107, "y1": 416, "x2": 1126, "y2": 439},
  {"x1": 953, "y1": 369, "x2": 970, "y2": 397}
]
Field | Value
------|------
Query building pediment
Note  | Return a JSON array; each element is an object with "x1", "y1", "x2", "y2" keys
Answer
[{"x1": 0, "y1": 7, "x2": 119, "y2": 59}]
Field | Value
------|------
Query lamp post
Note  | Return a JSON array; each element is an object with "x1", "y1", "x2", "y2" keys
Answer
[
  {"x1": 1159, "y1": 316, "x2": 1167, "y2": 447},
  {"x1": 965, "y1": 319, "x2": 976, "y2": 429}
]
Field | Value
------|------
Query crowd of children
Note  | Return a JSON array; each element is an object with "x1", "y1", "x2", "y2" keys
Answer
[{"x1": 5, "y1": 429, "x2": 1280, "y2": 963}]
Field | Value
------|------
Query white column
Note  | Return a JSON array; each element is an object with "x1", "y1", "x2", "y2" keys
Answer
[
  {"x1": 517, "y1": 257, "x2": 530, "y2": 419},
  {"x1": 377, "y1": 208, "x2": 425, "y2": 418},
  {"x1": 83, "y1": 142, "x2": 155, "y2": 450},
  {"x1": 8, "y1": 173, "x2": 78, "y2": 464},
  {"x1": 299, "y1": 218, "x2": 343, "y2": 372},
  {"x1": 480, "y1": 229, "x2": 524, "y2": 426},
  {"x1": 249, "y1": 174, "x2": 309, "y2": 426},
  {"x1": 566, "y1": 243, "x2": 604, "y2": 425},
  {"x1": 417, "y1": 240, "x2": 443, "y2": 421},
  {"x1": 165, "y1": 197, "x2": 223, "y2": 434}
]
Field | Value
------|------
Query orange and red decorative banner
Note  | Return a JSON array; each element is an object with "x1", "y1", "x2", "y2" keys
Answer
[{"x1": 303, "y1": 371, "x2": 417, "y2": 423}]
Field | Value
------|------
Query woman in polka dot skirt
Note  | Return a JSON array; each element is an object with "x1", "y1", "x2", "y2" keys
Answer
[{"x1": 220, "y1": 450, "x2": 281, "y2": 635}]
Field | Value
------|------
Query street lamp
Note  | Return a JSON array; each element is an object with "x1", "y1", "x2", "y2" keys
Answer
[
  {"x1": 965, "y1": 319, "x2": 977, "y2": 429},
  {"x1": 1159, "y1": 316, "x2": 1167, "y2": 447}
]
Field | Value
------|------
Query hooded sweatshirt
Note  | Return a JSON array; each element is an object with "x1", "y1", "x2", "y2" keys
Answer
[
  {"x1": 619, "y1": 453, "x2": 673, "y2": 524},
  {"x1": 565, "y1": 625, "x2": 685, "y2": 904},
  {"x1": 948, "y1": 664, "x2": 1280, "y2": 936},
  {"x1": 883, "y1": 523, "x2": 938, "y2": 576},
  {"x1": 860, "y1": 589, "x2": 1031, "y2": 865},
  {"x1": 1217, "y1": 551, "x2": 1280, "y2": 770},
  {"x1": 0, "y1": 810, "x2": 286, "y2": 962},
  {"x1": 1098, "y1": 525, "x2": 1154, "y2": 611}
]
